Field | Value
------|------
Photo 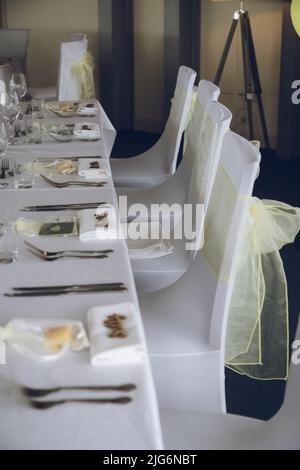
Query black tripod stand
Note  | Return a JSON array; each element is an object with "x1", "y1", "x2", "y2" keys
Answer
[{"x1": 214, "y1": 2, "x2": 270, "y2": 149}]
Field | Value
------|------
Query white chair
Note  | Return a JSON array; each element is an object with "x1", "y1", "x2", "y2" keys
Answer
[
  {"x1": 110, "y1": 66, "x2": 197, "y2": 189},
  {"x1": 0, "y1": 29, "x2": 30, "y2": 72},
  {"x1": 161, "y1": 319, "x2": 300, "y2": 450},
  {"x1": 30, "y1": 37, "x2": 94, "y2": 101},
  {"x1": 138, "y1": 130, "x2": 261, "y2": 413},
  {"x1": 120, "y1": 80, "x2": 231, "y2": 293},
  {"x1": 69, "y1": 33, "x2": 88, "y2": 41}
]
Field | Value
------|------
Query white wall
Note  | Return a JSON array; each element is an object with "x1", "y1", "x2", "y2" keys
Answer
[{"x1": 5, "y1": 0, "x2": 99, "y2": 88}]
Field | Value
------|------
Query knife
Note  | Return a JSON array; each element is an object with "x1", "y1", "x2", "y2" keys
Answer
[
  {"x1": 5, "y1": 283, "x2": 127, "y2": 297},
  {"x1": 34, "y1": 156, "x2": 103, "y2": 162},
  {"x1": 22, "y1": 202, "x2": 107, "y2": 212}
]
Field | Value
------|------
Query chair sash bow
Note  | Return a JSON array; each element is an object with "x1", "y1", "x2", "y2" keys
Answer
[{"x1": 226, "y1": 198, "x2": 300, "y2": 380}]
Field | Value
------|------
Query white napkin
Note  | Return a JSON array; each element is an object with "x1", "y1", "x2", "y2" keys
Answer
[
  {"x1": 79, "y1": 206, "x2": 117, "y2": 241},
  {"x1": 87, "y1": 303, "x2": 145, "y2": 365},
  {"x1": 123, "y1": 221, "x2": 174, "y2": 259},
  {"x1": 77, "y1": 102, "x2": 98, "y2": 116},
  {"x1": 73, "y1": 122, "x2": 100, "y2": 140},
  {"x1": 77, "y1": 158, "x2": 110, "y2": 180}
]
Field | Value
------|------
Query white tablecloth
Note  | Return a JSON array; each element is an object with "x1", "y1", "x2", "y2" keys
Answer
[{"x1": 0, "y1": 102, "x2": 163, "y2": 450}]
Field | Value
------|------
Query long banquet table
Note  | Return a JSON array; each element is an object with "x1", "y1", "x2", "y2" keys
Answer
[{"x1": 0, "y1": 103, "x2": 163, "y2": 450}]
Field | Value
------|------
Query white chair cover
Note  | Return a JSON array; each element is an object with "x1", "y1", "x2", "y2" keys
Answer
[
  {"x1": 58, "y1": 38, "x2": 95, "y2": 101},
  {"x1": 138, "y1": 130, "x2": 261, "y2": 413},
  {"x1": 161, "y1": 319, "x2": 300, "y2": 450},
  {"x1": 120, "y1": 80, "x2": 232, "y2": 293},
  {"x1": 110, "y1": 66, "x2": 197, "y2": 189}
]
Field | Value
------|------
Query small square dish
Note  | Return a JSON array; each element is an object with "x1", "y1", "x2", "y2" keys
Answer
[{"x1": 73, "y1": 122, "x2": 101, "y2": 141}]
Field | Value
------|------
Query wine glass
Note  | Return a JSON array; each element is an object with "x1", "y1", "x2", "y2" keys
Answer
[
  {"x1": 9, "y1": 73, "x2": 27, "y2": 100},
  {"x1": 0, "y1": 123, "x2": 9, "y2": 189},
  {"x1": 0, "y1": 91, "x2": 21, "y2": 144}
]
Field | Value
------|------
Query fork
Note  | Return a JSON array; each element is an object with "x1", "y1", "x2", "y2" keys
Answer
[
  {"x1": 30, "y1": 396, "x2": 132, "y2": 409},
  {"x1": 40, "y1": 174, "x2": 106, "y2": 188},
  {"x1": 23, "y1": 383, "x2": 136, "y2": 398},
  {"x1": 24, "y1": 240, "x2": 113, "y2": 260}
]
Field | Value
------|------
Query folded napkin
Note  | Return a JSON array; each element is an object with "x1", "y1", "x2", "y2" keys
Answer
[
  {"x1": 77, "y1": 158, "x2": 110, "y2": 180},
  {"x1": 79, "y1": 206, "x2": 117, "y2": 241},
  {"x1": 73, "y1": 122, "x2": 100, "y2": 140},
  {"x1": 87, "y1": 303, "x2": 145, "y2": 365},
  {"x1": 77, "y1": 102, "x2": 98, "y2": 116},
  {"x1": 123, "y1": 221, "x2": 174, "y2": 259}
]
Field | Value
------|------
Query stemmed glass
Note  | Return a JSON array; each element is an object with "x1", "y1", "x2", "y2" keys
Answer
[
  {"x1": 9, "y1": 73, "x2": 27, "y2": 100},
  {"x1": 0, "y1": 123, "x2": 9, "y2": 189},
  {"x1": 0, "y1": 91, "x2": 21, "y2": 144}
]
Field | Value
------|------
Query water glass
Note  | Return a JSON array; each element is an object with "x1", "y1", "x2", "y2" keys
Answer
[
  {"x1": 14, "y1": 159, "x2": 35, "y2": 189},
  {"x1": 32, "y1": 98, "x2": 46, "y2": 119},
  {"x1": 9, "y1": 73, "x2": 27, "y2": 100},
  {"x1": 0, "y1": 123, "x2": 8, "y2": 157},
  {"x1": 0, "y1": 222, "x2": 18, "y2": 264},
  {"x1": 0, "y1": 91, "x2": 21, "y2": 144},
  {"x1": 25, "y1": 116, "x2": 42, "y2": 144}
]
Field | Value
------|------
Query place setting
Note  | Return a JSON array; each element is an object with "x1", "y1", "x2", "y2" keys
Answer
[
  {"x1": 0, "y1": 300, "x2": 144, "y2": 410},
  {"x1": 0, "y1": 156, "x2": 111, "y2": 190}
]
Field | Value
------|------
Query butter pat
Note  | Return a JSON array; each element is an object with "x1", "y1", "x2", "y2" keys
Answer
[{"x1": 44, "y1": 326, "x2": 73, "y2": 352}]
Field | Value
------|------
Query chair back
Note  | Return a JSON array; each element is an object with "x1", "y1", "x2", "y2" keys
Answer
[
  {"x1": 205, "y1": 131, "x2": 261, "y2": 350},
  {"x1": 70, "y1": 33, "x2": 88, "y2": 41},
  {"x1": 58, "y1": 38, "x2": 91, "y2": 101},
  {"x1": 163, "y1": 66, "x2": 197, "y2": 174},
  {"x1": 178, "y1": 80, "x2": 232, "y2": 256}
]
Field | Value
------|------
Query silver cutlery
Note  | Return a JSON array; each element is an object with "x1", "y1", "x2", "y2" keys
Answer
[
  {"x1": 35, "y1": 156, "x2": 102, "y2": 162},
  {"x1": 23, "y1": 383, "x2": 136, "y2": 398},
  {"x1": 22, "y1": 202, "x2": 107, "y2": 212},
  {"x1": 26, "y1": 247, "x2": 109, "y2": 262},
  {"x1": 25, "y1": 240, "x2": 113, "y2": 260},
  {"x1": 40, "y1": 174, "x2": 106, "y2": 188},
  {"x1": 5, "y1": 283, "x2": 127, "y2": 297},
  {"x1": 30, "y1": 396, "x2": 132, "y2": 409}
]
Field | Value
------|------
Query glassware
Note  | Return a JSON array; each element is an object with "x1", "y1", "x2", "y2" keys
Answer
[
  {"x1": 0, "y1": 123, "x2": 8, "y2": 158},
  {"x1": 14, "y1": 159, "x2": 35, "y2": 189},
  {"x1": 0, "y1": 222, "x2": 18, "y2": 263},
  {"x1": 32, "y1": 98, "x2": 46, "y2": 119},
  {"x1": 0, "y1": 123, "x2": 9, "y2": 189},
  {"x1": 9, "y1": 73, "x2": 27, "y2": 100},
  {"x1": 0, "y1": 91, "x2": 21, "y2": 144},
  {"x1": 25, "y1": 115, "x2": 42, "y2": 144}
]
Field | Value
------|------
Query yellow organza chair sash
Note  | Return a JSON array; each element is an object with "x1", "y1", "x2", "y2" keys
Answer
[
  {"x1": 226, "y1": 199, "x2": 300, "y2": 380},
  {"x1": 71, "y1": 51, "x2": 96, "y2": 100},
  {"x1": 203, "y1": 163, "x2": 300, "y2": 380}
]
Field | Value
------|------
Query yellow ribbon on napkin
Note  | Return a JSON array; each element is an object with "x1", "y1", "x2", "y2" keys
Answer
[
  {"x1": 225, "y1": 198, "x2": 300, "y2": 380},
  {"x1": 71, "y1": 51, "x2": 96, "y2": 100}
]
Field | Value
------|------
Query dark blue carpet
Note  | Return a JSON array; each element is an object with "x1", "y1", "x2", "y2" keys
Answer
[{"x1": 112, "y1": 133, "x2": 300, "y2": 421}]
